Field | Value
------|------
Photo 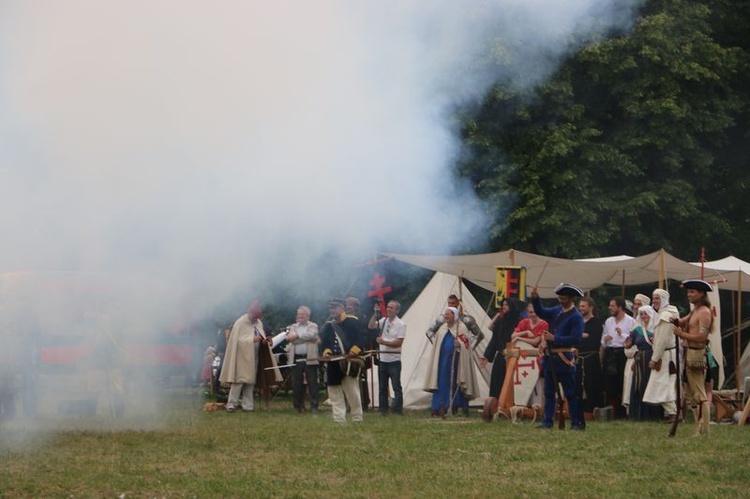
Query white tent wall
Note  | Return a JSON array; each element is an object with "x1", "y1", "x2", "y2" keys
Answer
[
  {"x1": 742, "y1": 342, "x2": 750, "y2": 390},
  {"x1": 707, "y1": 288, "x2": 724, "y2": 389},
  {"x1": 367, "y1": 271, "x2": 492, "y2": 410}
]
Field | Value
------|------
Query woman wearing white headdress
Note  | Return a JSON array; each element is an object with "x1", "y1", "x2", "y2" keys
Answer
[
  {"x1": 424, "y1": 307, "x2": 479, "y2": 417},
  {"x1": 626, "y1": 305, "x2": 662, "y2": 421},
  {"x1": 642, "y1": 289, "x2": 679, "y2": 422},
  {"x1": 622, "y1": 294, "x2": 650, "y2": 414}
]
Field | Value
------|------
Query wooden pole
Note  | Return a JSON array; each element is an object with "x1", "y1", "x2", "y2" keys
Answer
[
  {"x1": 621, "y1": 269, "x2": 625, "y2": 297},
  {"x1": 739, "y1": 394, "x2": 750, "y2": 427},
  {"x1": 658, "y1": 249, "x2": 665, "y2": 289},
  {"x1": 737, "y1": 271, "x2": 743, "y2": 394}
]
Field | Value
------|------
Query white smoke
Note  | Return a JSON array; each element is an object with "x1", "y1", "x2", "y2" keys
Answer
[{"x1": 0, "y1": 0, "x2": 642, "y2": 426}]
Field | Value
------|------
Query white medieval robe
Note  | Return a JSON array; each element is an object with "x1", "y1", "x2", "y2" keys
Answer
[
  {"x1": 643, "y1": 305, "x2": 678, "y2": 405},
  {"x1": 423, "y1": 321, "x2": 480, "y2": 400}
]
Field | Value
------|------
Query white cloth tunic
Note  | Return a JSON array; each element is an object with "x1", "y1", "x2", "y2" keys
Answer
[{"x1": 643, "y1": 305, "x2": 678, "y2": 405}]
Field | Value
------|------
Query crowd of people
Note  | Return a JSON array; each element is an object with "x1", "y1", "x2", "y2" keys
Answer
[{"x1": 209, "y1": 278, "x2": 717, "y2": 436}]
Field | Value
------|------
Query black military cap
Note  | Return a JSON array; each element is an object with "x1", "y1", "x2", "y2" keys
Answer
[
  {"x1": 329, "y1": 298, "x2": 347, "y2": 307},
  {"x1": 554, "y1": 283, "x2": 584, "y2": 297},
  {"x1": 681, "y1": 279, "x2": 713, "y2": 292}
]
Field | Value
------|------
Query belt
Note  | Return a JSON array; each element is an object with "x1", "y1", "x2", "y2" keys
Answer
[
  {"x1": 550, "y1": 347, "x2": 577, "y2": 367},
  {"x1": 551, "y1": 348, "x2": 577, "y2": 353},
  {"x1": 294, "y1": 355, "x2": 308, "y2": 360},
  {"x1": 688, "y1": 346, "x2": 707, "y2": 350},
  {"x1": 665, "y1": 347, "x2": 676, "y2": 351},
  {"x1": 607, "y1": 346, "x2": 625, "y2": 350}
]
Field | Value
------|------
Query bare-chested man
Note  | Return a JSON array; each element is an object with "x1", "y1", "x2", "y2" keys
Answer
[{"x1": 673, "y1": 279, "x2": 713, "y2": 436}]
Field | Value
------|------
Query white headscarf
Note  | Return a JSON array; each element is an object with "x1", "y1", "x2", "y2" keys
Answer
[
  {"x1": 652, "y1": 289, "x2": 670, "y2": 311},
  {"x1": 445, "y1": 307, "x2": 460, "y2": 326},
  {"x1": 634, "y1": 293, "x2": 651, "y2": 306},
  {"x1": 637, "y1": 305, "x2": 657, "y2": 332}
]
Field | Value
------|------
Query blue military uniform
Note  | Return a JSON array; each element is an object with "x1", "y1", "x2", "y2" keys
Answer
[{"x1": 532, "y1": 285, "x2": 585, "y2": 429}]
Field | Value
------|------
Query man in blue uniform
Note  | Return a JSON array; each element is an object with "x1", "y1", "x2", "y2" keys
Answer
[
  {"x1": 531, "y1": 283, "x2": 586, "y2": 430},
  {"x1": 319, "y1": 298, "x2": 366, "y2": 423}
]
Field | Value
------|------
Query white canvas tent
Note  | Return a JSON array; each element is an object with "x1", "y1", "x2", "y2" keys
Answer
[{"x1": 368, "y1": 271, "x2": 492, "y2": 409}]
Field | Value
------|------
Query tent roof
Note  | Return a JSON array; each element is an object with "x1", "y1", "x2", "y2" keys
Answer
[{"x1": 383, "y1": 249, "x2": 750, "y2": 296}]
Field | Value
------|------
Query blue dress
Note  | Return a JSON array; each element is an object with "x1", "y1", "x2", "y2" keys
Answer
[{"x1": 431, "y1": 331, "x2": 468, "y2": 413}]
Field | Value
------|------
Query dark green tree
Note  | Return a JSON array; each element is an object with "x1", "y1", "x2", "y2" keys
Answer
[{"x1": 460, "y1": 0, "x2": 749, "y2": 260}]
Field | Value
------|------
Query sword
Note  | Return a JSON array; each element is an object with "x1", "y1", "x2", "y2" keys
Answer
[
  {"x1": 264, "y1": 354, "x2": 349, "y2": 370},
  {"x1": 265, "y1": 349, "x2": 384, "y2": 370}
]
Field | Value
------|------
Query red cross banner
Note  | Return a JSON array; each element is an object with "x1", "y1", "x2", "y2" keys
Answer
[
  {"x1": 366, "y1": 272, "x2": 392, "y2": 317},
  {"x1": 495, "y1": 266, "x2": 526, "y2": 307}
]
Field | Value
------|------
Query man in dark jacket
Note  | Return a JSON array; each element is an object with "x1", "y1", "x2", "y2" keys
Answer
[{"x1": 320, "y1": 298, "x2": 366, "y2": 423}]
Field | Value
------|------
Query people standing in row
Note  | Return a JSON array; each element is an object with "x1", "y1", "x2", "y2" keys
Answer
[
  {"x1": 642, "y1": 289, "x2": 679, "y2": 423},
  {"x1": 424, "y1": 306, "x2": 479, "y2": 418},
  {"x1": 577, "y1": 296, "x2": 603, "y2": 416},
  {"x1": 480, "y1": 298, "x2": 523, "y2": 399},
  {"x1": 219, "y1": 301, "x2": 282, "y2": 412},
  {"x1": 600, "y1": 297, "x2": 635, "y2": 418},
  {"x1": 531, "y1": 283, "x2": 586, "y2": 430},
  {"x1": 368, "y1": 300, "x2": 407, "y2": 415},
  {"x1": 286, "y1": 305, "x2": 320, "y2": 413},
  {"x1": 319, "y1": 298, "x2": 366, "y2": 424},
  {"x1": 673, "y1": 279, "x2": 714, "y2": 436}
]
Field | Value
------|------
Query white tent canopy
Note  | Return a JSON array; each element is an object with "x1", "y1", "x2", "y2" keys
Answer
[
  {"x1": 370, "y1": 271, "x2": 492, "y2": 410},
  {"x1": 384, "y1": 249, "x2": 750, "y2": 296}
]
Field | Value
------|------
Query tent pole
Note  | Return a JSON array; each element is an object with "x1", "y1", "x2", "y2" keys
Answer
[
  {"x1": 737, "y1": 272, "x2": 743, "y2": 393},
  {"x1": 658, "y1": 249, "x2": 665, "y2": 289},
  {"x1": 621, "y1": 270, "x2": 625, "y2": 297},
  {"x1": 509, "y1": 250, "x2": 515, "y2": 266}
]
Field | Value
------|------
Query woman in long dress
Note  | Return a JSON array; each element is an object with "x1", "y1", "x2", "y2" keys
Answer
[
  {"x1": 424, "y1": 307, "x2": 479, "y2": 418},
  {"x1": 481, "y1": 298, "x2": 523, "y2": 398},
  {"x1": 626, "y1": 306, "x2": 663, "y2": 421}
]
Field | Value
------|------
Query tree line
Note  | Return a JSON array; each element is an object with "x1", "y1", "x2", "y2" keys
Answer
[{"x1": 458, "y1": 0, "x2": 749, "y2": 262}]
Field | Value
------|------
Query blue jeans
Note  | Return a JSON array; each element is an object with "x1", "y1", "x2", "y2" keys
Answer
[{"x1": 378, "y1": 360, "x2": 403, "y2": 414}]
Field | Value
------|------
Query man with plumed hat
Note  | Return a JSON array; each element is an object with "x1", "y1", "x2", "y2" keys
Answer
[
  {"x1": 643, "y1": 288, "x2": 679, "y2": 422},
  {"x1": 319, "y1": 298, "x2": 367, "y2": 423},
  {"x1": 530, "y1": 283, "x2": 586, "y2": 430},
  {"x1": 219, "y1": 300, "x2": 282, "y2": 412},
  {"x1": 673, "y1": 279, "x2": 714, "y2": 436}
]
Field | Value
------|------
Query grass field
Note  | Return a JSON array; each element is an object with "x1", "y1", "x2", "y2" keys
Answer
[{"x1": 1, "y1": 391, "x2": 749, "y2": 498}]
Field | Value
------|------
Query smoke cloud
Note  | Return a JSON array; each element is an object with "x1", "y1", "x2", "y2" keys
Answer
[{"x1": 0, "y1": 0, "x2": 642, "y2": 427}]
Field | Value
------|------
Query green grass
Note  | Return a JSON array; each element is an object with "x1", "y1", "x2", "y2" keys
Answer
[{"x1": 1, "y1": 392, "x2": 749, "y2": 498}]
